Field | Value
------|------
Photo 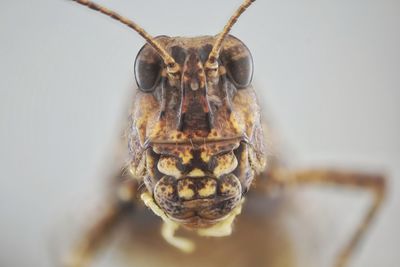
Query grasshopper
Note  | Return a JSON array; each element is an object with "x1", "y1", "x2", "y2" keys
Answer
[{"x1": 65, "y1": 1, "x2": 386, "y2": 267}]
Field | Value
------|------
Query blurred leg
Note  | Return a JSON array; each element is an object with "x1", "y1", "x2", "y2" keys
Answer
[
  {"x1": 64, "y1": 205, "x2": 123, "y2": 267},
  {"x1": 257, "y1": 168, "x2": 386, "y2": 267},
  {"x1": 64, "y1": 178, "x2": 139, "y2": 267}
]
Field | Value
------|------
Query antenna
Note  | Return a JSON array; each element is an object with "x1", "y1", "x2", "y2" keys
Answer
[
  {"x1": 206, "y1": 0, "x2": 256, "y2": 69},
  {"x1": 71, "y1": 0, "x2": 180, "y2": 74}
]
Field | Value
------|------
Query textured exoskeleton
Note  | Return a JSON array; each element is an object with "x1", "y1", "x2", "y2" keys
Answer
[
  {"x1": 65, "y1": 1, "x2": 386, "y2": 267},
  {"x1": 128, "y1": 35, "x2": 266, "y2": 232}
]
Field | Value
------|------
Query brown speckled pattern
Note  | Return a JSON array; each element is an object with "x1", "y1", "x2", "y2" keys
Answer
[{"x1": 128, "y1": 36, "x2": 266, "y2": 229}]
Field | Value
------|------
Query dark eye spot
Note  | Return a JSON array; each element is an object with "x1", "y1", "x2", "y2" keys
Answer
[
  {"x1": 134, "y1": 44, "x2": 163, "y2": 92},
  {"x1": 223, "y1": 55, "x2": 253, "y2": 88},
  {"x1": 220, "y1": 37, "x2": 254, "y2": 89}
]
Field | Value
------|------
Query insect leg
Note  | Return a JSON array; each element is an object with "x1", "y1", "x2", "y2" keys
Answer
[
  {"x1": 259, "y1": 168, "x2": 386, "y2": 267},
  {"x1": 63, "y1": 178, "x2": 139, "y2": 267}
]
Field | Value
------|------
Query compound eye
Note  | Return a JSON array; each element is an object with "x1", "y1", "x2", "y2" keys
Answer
[
  {"x1": 134, "y1": 43, "x2": 163, "y2": 92},
  {"x1": 220, "y1": 35, "x2": 253, "y2": 89}
]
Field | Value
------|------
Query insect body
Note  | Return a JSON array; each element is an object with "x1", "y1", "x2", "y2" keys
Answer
[{"x1": 66, "y1": 1, "x2": 386, "y2": 267}]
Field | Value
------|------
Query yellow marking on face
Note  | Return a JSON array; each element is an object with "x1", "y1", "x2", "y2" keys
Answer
[
  {"x1": 187, "y1": 168, "x2": 205, "y2": 177},
  {"x1": 214, "y1": 152, "x2": 238, "y2": 177},
  {"x1": 179, "y1": 148, "x2": 193, "y2": 164},
  {"x1": 158, "y1": 156, "x2": 182, "y2": 178},
  {"x1": 177, "y1": 180, "x2": 195, "y2": 200},
  {"x1": 178, "y1": 188, "x2": 195, "y2": 200},
  {"x1": 200, "y1": 147, "x2": 211, "y2": 162},
  {"x1": 198, "y1": 180, "x2": 217, "y2": 197}
]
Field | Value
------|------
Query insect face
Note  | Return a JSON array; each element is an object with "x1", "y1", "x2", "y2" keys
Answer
[
  {"x1": 129, "y1": 35, "x2": 266, "y2": 228},
  {"x1": 71, "y1": 0, "x2": 263, "y2": 232}
]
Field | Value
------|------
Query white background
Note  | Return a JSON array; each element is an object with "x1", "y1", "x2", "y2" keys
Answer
[{"x1": 0, "y1": 0, "x2": 399, "y2": 266}]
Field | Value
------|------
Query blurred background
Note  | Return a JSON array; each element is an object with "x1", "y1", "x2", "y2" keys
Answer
[{"x1": 0, "y1": 0, "x2": 399, "y2": 266}]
